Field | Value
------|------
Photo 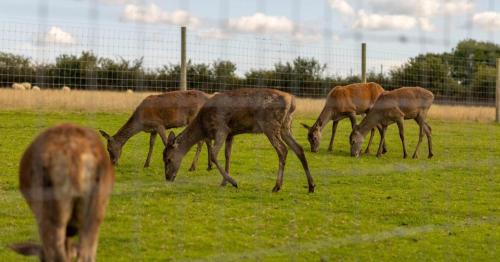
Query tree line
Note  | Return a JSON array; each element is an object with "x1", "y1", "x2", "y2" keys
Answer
[{"x1": 0, "y1": 39, "x2": 498, "y2": 104}]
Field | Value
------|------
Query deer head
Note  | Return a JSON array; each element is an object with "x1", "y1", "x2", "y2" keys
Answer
[
  {"x1": 301, "y1": 122, "x2": 321, "y2": 153},
  {"x1": 163, "y1": 131, "x2": 182, "y2": 182},
  {"x1": 99, "y1": 130, "x2": 121, "y2": 165},
  {"x1": 349, "y1": 125, "x2": 364, "y2": 157}
]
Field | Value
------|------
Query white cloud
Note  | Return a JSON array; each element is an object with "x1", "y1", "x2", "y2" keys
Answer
[
  {"x1": 292, "y1": 31, "x2": 322, "y2": 43},
  {"x1": 227, "y1": 13, "x2": 295, "y2": 34},
  {"x1": 40, "y1": 26, "x2": 77, "y2": 45},
  {"x1": 198, "y1": 28, "x2": 230, "y2": 40},
  {"x1": 367, "y1": 0, "x2": 439, "y2": 17},
  {"x1": 418, "y1": 17, "x2": 435, "y2": 32},
  {"x1": 353, "y1": 11, "x2": 416, "y2": 31},
  {"x1": 328, "y1": 0, "x2": 354, "y2": 16},
  {"x1": 473, "y1": 12, "x2": 500, "y2": 31},
  {"x1": 101, "y1": 0, "x2": 138, "y2": 5},
  {"x1": 442, "y1": 1, "x2": 475, "y2": 15},
  {"x1": 121, "y1": 4, "x2": 200, "y2": 27}
]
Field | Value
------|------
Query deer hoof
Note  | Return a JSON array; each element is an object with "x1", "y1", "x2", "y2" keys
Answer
[
  {"x1": 272, "y1": 185, "x2": 281, "y2": 192},
  {"x1": 308, "y1": 185, "x2": 315, "y2": 193},
  {"x1": 207, "y1": 166, "x2": 213, "y2": 171},
  {"x1": 188, "y1": 165, "x2": 196, "y2": 172},
  {"x1": 428, "y1": 153, "x2": 434, "y2": 159}
]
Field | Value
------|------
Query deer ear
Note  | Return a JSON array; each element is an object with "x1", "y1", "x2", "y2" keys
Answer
[
  {"x1": 300, "y1": 123, "x2": 311, "y2": 130},
  {"x1": 9, "y1": 242, "x2": 42, "y2": 257},
  {"x1": 99, "y1": 130, "x2": 111, "y2": 140}
]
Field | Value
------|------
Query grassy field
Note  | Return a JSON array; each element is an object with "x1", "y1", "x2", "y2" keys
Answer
[{"x1": 0, "y1": 110, "x2": 499, "y2": 261}]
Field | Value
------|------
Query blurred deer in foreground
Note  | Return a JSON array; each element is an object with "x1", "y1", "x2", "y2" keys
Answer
[
  {"x1": 10, "y1": 124, "x2": 115, "y2": 261},
  {"x1": 99, "y1": 90, "x2": 213, "y2": 170},
  {"x1": 301, "y1": 82, "x2": 387, "y2": 154},
  {"x1": 350, "y1": 87, "x2": 434, "y2": 159},
  {"x1": 163, "y1": 88, "x2": 315, "y2": 193}
]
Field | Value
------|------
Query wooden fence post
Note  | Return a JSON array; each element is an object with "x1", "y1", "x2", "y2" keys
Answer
[
  {"x1": 496, "y1": 58, "x2": 500, "y2": 123},
  {"x1": 180, "y1": 26, "x2": 187, "y2": 91},
  {"x1": 361, "y1": 43, "x2": 367, "y2": 83}
]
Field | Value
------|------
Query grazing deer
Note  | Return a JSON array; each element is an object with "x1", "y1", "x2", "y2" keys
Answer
[
  {"x1": 10, "y1": 124, "x2": 115, "y2": 262},
  {"x1": 350, "y1": 87, "x2": 434, "y2": 159},
  {"x1": 163, "y1": 88, "x2": 315, "y2": 193},
  {"x1": 301, "y1": 82, "x2": 387, "y2": 154},
  {"x1": 99, "y1": 90, "x2": 213, "y2": 170}
]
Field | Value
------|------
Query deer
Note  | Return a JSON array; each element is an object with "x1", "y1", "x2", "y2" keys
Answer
[
  {"x1": 10, "y1": 124, "x2": 115, "y2": 262},
  {"x1": 99, "y1": 90, "x2": 213, "y2": 170},
  {"x1": 162, "y1": 88, "x2": 316, "y2": 193},
  {"x1": 349, "y1": 87, "x2": 434, "y2": 159},
  {"x1": 301, "y1": 82, "x2": 387, "y2": 154}
]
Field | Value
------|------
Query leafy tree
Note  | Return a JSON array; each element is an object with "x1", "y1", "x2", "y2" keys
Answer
[
  {"x1": 0, "y1": 52, "x2": 34, "y2": 86},
  {"x1": 389, "y1": 54, "x2": 464, "y2": 100},
  {"x1": 472, "y1": 64, "x2": 496, "y2": 100}
]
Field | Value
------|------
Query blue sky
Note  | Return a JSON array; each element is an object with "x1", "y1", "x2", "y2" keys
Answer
[{"x1": 0, "y1": 0, "x2": 498, "y2": 76}]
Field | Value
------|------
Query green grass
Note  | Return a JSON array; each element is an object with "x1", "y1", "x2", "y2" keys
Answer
[{"x1": 0, "y1": 111, "x2": 499, "y2": 261}]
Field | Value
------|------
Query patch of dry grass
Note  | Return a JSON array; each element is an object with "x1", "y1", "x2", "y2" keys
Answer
[
  {"x1": 0, "y1": 88, "x2": 496, "y2": 122},
  {"x1": 294, "y1": 98, "x2": 496, "y2": 122},
  {"x1": 0, "y1": 88, "x2": 155, "y2": 113}
]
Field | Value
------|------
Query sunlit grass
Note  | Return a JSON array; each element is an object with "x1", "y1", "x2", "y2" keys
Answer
[{"x1": 0, "y1": 111, "x2": 498, "y2": 261}]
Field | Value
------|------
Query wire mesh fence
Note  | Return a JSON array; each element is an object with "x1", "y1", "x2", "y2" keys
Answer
[{"x1": 0, "y1": 19, "x2": 497, "y2": 106}]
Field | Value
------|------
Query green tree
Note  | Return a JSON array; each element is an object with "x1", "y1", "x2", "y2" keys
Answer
[
  {"x1": 472, "y1": 64, "x2": 496, "y2": 100},
  {"x1": 389, "y1": 54, "x2": 464, "y2": 100}
]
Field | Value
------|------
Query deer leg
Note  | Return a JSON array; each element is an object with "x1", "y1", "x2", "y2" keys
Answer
[
  {"x1": 205, "y1": 141, "x2": 213, "y2": 171},
  {"x1": 327, "y1": 120, "x2": 339, "y2": 152},
  {"x1": 364, "y1": 128, "x2": 375, "y2": 154},
  {"x1": 207, "y1": 134, "x2": 238, "y2": 188},
  {"x1": 156, "y1": 126, "x2": 169, "y2": 146},
  {"x1": 261, "y1": 129, "x2": 288, "y2": 192},
  {"x1": 412, "y1": 117, "x2": 425, "y2": 159},
  {"x1": 376, "y1": 125, "x2": 387, "y2": 158},
  {"x1": 348, "y1": 113, "x2": 357, "y2": 129},
  {"x1": 38, "y1": 221, "x2": 68, "y2": 262},
  {"x1": 377, "y1": 125, "x2": 388, "y2": 154},
  {"x1": 144, "y1": 132, "x2": 157, "y2": 168},
  {"x1": 281, "y1": 128, "x2": 315, "y2": 193},
  {"x1": 35, "y1": 197, "x2": 72, "y2": 262},
  {"x1": 78, "y1": 170, "x2": 111, "y2": 262},
  {"x1": 220, "y1": 135, "x2": 234, "y2": 187},
  {"x1": 188, "y1": 142, "x2": 203, "y2": 172},
  {"x1": 424, "y1": 122, "x2": 433, "y2": 159},
  {"x1": 396, "y1": 118, "x2": 408, "y2": 158}
]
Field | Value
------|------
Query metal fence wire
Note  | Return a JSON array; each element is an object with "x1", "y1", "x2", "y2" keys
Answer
[{"x1": 0, "y1": 19, "x2": 497, "y2": 105}]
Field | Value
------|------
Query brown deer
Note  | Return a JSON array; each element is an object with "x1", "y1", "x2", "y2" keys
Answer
[
  {"x1": 301, "y1": 82, "x2": 387, "y2": 154},
  {"x1": 99, "y1": 90, "x2": 213, "y2": 170},
  {"x1": 10, "y1": 124, "x2": 115, "y2": 262},
  {"x1": 162, "y1": 88, "x2": 315, "y2": 193},
  {"x1": 350, "y1": 87, "x2": 434, "y2": 159}
]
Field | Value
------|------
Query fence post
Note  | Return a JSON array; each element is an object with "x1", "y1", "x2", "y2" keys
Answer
[
  {"x1": 180, "y1": 26, "x2": 187, "y2": 91},
  {"x1": 361, "y1": 43, "x2": 367, "y2": 83},
  {"x1": 496, "y1": 58, "x2": 500, "y2": 123}
]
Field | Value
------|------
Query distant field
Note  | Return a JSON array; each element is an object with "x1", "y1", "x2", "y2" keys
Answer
[
  {"x1": 0, "y1": 88, "x2": 496, "y2": 122},
  {"x1": 0, "y1": 111, "x2": 498, "y2": 261}
]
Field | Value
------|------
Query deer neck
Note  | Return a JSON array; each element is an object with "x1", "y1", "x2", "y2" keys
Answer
[
  {"x1": 176, "y1": 120, "x2": 205, "y2": 157},
  {"x1": 357, "y1": 113, "x2": 380, "y2": 137},
  {"x1": 112, "y1": 117, "x2": 141, "y2": 147},
  {"x1": 312, "y1": 107, "x2": 332, "y2": 132}
]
